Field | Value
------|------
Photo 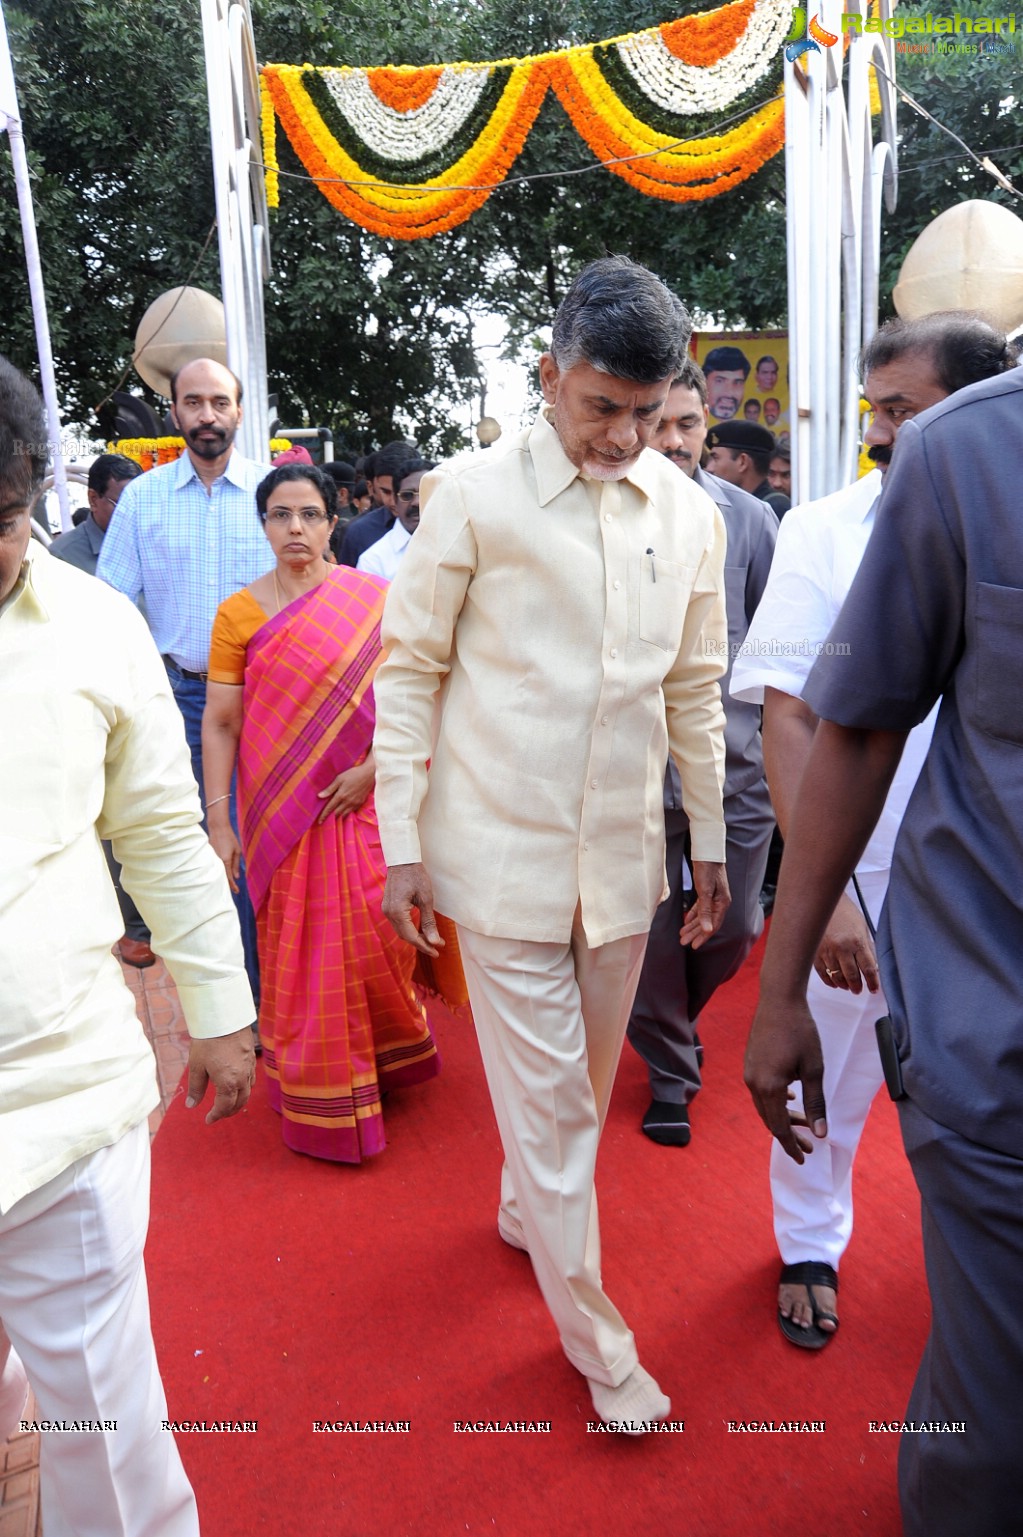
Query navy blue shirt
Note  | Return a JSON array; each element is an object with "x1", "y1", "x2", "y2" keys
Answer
[
  {"x1": 339, "y1": 505, "x2": 393, "y2": 567},
  {"x1": 804, "y1": 370, "x2": 1023, "y2": 1156}
]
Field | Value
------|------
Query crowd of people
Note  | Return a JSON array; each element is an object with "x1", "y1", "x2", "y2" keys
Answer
[{"x1": 1, "y1": 256, "x2": 1020, "y2": 1536}]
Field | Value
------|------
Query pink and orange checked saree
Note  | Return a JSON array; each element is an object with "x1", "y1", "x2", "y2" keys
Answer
[{"x1": 238, "y1": 567, "x2": 438, "y2": 1163}]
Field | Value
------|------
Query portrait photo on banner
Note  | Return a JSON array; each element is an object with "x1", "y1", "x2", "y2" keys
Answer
[{"x1": 694, "y1": 331, "x2": 790, "y2": 441}]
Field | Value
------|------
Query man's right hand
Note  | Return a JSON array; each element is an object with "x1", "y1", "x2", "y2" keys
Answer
[
  {"x1": 382, "y1": 862, "x2": 445, "y2": 957},
  {"x1": 813, "y1": 891, "x2": 879, "y2": 993},
  {"x1": 185, "y1": 1027, "x2": 256, "y2": 1124},
  {"x1": 744, "y1": 992, "x2": 828, "y2": 1164}
]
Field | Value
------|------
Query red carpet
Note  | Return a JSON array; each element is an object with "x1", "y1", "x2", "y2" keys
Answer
[{"x1": 147, "y1": 933, "x2": 926, "y2": 1537}]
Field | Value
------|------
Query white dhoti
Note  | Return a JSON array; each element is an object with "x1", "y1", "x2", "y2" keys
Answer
[
  {"x1": 0, "y1": 1121, "x2": 199, "y2": 1537},
  {"x1": 770, "y1": 869, "x2": 888, "y2": 1267}
]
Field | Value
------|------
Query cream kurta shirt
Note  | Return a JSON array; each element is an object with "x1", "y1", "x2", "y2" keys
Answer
[
  {"x1": 373, "y1": 412, "x2": 728, "y2": 947},
  {"x1": 0, "y1": 545, "x2": 254, "y2": 1214}
]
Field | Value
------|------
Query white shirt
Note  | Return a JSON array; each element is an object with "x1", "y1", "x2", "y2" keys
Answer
[
  {"x1": 730, "y1": 470, "x2": 936, "y2": 872},
  {"x1": 0, "y1": 546, "x2": 254, "y2": 1213},
  {"x1": 373, "y1": 411, "x2": 729, "y2": 947},
  {"x1": 356, "y1": 520, "x2": 412, "y2": 580}
]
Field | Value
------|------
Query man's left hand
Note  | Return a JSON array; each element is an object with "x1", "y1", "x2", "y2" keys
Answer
[
  {"x1": 680, "y1": 860, "x2": 730, "y2": 949},
  {"x1": 185, "y1": 1028, "x2": 257, "y2": 1124}
]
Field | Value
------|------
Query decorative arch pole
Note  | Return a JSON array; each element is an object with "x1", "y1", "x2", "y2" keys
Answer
[
  {"x1": 200, "y1": 0, "x2": 271, "y2": 462},
  {"x1": 784, "y1": 0, "x2": 898, "y2": 502}
]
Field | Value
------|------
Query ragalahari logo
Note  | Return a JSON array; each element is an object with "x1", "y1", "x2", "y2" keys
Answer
[{"x1": 785, "y1": 7, "x2": 841, "y2": 58}]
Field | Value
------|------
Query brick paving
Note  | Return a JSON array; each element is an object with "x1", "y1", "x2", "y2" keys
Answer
[{"x1": 0, "y1": 955, "x2": 190, "y2": 1536}]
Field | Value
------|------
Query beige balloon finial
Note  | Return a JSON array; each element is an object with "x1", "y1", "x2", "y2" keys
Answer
[
  {"x1": 133, "y1": 287, "x2": 228, "y2": 398},
  {"x1": 893, "y1": 200, "x2": 1023, "y2": 333}
]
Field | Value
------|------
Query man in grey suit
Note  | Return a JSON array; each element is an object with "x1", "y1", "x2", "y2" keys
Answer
[
  {"x1": 51, "y1": 454, "x2": 140, "y2": 577},
  {"x1": 628, "y1": 360, "x2": 777, "y2": 1145}
]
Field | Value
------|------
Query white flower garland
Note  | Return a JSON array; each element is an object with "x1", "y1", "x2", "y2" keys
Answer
[
  {"x1": 615, "y1": 0, "x2": 791, "y2": 116},
  {"x1": 321, "y1": 65, "x2": 493, "y2": 162}
]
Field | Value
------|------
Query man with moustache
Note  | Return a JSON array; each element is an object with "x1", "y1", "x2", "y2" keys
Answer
[
  {"x1": 627, "y1": 360, "x2": 777, "y2": 1146},
  {"x1": 357, "y1": 457, "x2": 435, "y2": 580},
  {"x1": 731, "y1": 312, "x2": 1013, "y2": 1350},
  {"x1": 98, "y1": 357, "x2": 270, "y2": 1011},
  {"x1": 374, "y1": 258, "x2": 730, "y2": 1428},
  {"x1": 767, "y1": 444, "x2": 790, "y2": 501},
  {"x1": 703, "y1": 344, "x2": 751, "y2": 421}
]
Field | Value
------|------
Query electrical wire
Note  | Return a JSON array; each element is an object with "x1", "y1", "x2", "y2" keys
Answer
[
  {"x1": 92, "y1": 221, "x2": 219, "y2": 414},
  {"x1": 259, "y1": 91, "x2": 782, "y2": 195},
  {"x1": 872, "y1": 59, "x2": 1020, "y2": 201}
]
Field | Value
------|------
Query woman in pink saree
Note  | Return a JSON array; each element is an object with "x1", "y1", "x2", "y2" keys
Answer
[{"x1": 201, "y1": 464, "x2": 438, "y2": 1162}]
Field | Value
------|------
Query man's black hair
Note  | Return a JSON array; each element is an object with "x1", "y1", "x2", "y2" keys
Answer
[
  {"x1": 703, "y1": 346, "x2": 751, "y2": 378},
  {"x1": 551, "y1": 256, "x2": 691, "y2": 384},
  {"x1": 0, "y1": 354, "x2": 47, "y2": 494},
  {"x1": 673, "y1": 358, "x2": 708, "y2": 406},
  {"x1": 860, "y1": 312, "x2": 1013, "y2": 395},
  {"x1": 88, "y1": 453, "x2": 142, "y2": 498},
  {"x1": 393, "y1": 455, "x2": 437, "y2": 490}
]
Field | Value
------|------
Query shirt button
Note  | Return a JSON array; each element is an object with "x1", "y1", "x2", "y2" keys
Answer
[
  {"x1": 613, "y1": 580, "x2": 621, "y2": 591},
  {"x1": 604, "y1": 514, "x2": 612, "y2": 523},
  {"x1": 590, "y1": 778, "x2": 598, "y2": 789},
  {"x1": 601, "y1": 715, "x2": 609, "y2": 726},
  {"x1": 583, "y1": 842, "x2": 590, "y2": 851},
  {"x1": 610, "y1": 648, "x2": 618, "y2": 659}
]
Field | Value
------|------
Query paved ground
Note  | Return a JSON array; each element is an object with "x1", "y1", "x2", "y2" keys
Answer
[{"x1": 0, "y1": 954, "x2": 190, "y2": 1537}]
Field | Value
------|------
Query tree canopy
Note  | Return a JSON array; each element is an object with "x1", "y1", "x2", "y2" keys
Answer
[{"x1": 0, "y1": 0, "x2": 1018, "y2": 456}]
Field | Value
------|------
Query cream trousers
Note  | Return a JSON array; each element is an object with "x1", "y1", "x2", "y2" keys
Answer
[{"x1": 457, "y1": 912, "x2": 648, "y2": 1386}]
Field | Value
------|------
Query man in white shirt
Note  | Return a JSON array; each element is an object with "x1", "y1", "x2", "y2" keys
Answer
[
  {"x1": 731, "y1": 312, "x2": 1013, "y2": 1349},
  {"x1": 357, "y1": 457, "x2": 433, "y2": 580},
  {"x1": 0, "y1": 357, "x2": 256, "y2": 1535},
  {"x1": 373, "y1": 258, "x2": 730, "y2": 1429}
]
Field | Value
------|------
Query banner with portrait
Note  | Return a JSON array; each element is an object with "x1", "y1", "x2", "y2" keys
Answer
[{"x1": 693, "y1": 332, "x2": 790, "y2": 443}]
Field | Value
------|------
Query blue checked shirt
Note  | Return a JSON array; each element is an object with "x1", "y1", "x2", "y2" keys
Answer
[{"x1": 97, "y1": 449, "x2": 273, "y2": 672}]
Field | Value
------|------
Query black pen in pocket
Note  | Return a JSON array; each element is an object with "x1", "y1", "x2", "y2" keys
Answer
[{"x1": 646, "y1": 547, "x2": 656, "y2": 582}]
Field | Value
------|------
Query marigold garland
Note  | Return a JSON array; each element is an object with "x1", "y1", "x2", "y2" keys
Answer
[
  {"x1": 110, "y1": 437, "x2": 292, "y2": 468},
  {"x1": 260, "y1": 75, "x2": 280, "y2": 208},
  {"x1": 260, "y1": 1, "x2": 792, "y2": 240}
]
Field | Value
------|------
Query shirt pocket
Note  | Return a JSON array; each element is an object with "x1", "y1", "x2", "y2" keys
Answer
[
  {"x1": 637, "y1": 554, "x2": 694, "y2": 651},
  {"x1": 975, "y1": 583, "x2": 1023, "y2": 745}
]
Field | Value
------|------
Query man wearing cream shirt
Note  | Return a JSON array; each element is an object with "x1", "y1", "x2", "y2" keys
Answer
[
  {"x1": 374, "y1": 258, "x2": 730, "y2": 1429},
  {"x1": 0, "y1": 357, "x2": 255, "y2": 1536}
]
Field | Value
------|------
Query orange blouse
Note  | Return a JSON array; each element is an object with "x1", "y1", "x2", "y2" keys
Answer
[{"x1": 207, "y1": 588, "x2": 270, "y2": 685}]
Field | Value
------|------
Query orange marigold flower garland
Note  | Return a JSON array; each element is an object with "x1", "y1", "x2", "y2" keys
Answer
[{"x1": 261, "y1": 1, "x2": 789, "y2": 237}]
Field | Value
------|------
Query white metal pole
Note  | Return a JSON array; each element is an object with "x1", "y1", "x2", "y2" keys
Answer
[{"x1": 0, "y1": 2, "x2": 71, "y2": 528}]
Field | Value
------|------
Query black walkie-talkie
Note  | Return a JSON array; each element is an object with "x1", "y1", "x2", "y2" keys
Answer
[{"x1": 852, "y1": 875, "x2": 906, "y2": 1101}]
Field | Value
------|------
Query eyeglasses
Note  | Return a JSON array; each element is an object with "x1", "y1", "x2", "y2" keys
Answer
[
  {"x1": 263, "y1": 507, "x2": 330, "y2": 524},
  {"x1": 396, "y1": 489, "x2": 420, "y2": 504}
]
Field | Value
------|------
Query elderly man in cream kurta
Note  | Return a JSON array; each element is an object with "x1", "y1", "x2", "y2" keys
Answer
[{"x1": 374, "y1": 258, "x2": 729, "y2": 1430}]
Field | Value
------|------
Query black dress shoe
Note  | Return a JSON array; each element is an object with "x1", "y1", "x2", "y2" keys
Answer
[{"x1": 641, "y1": 1100, "x2": 691, "y2": 1147}]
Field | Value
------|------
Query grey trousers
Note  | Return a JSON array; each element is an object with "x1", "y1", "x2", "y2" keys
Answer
[
  {"x1": 898, "y1": 1096, "x2": 1023, "y2": 1537},
  {"x1": 102, "y1": 839, "x2": 150, "y2": 945},
  {"x1": 627, "y1": 776, "x2": 774, "y2": 1104}
]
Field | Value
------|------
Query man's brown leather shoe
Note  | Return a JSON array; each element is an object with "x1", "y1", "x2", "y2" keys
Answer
[{"x1": 118, "y1": 936, "x2": 156, "y2": 969}]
